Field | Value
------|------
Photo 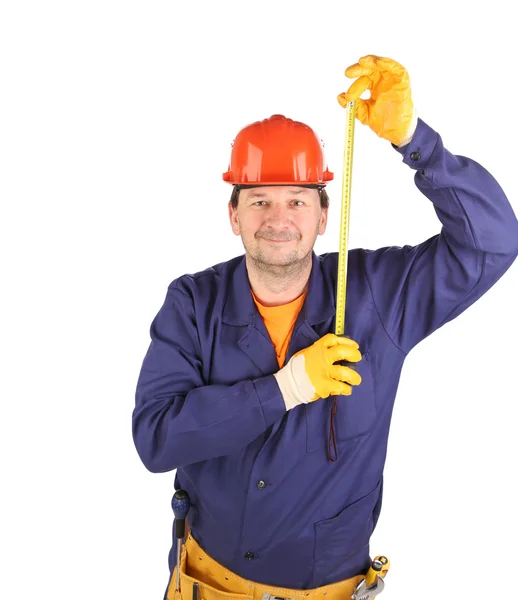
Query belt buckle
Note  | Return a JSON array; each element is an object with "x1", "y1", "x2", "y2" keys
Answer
[{"x1": 262, "y1": 594, "x2": 296, "y2": 600}]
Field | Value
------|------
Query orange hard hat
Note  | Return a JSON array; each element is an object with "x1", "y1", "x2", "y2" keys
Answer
[{"x1": 222, "y1": 114, "x2": 334, "y2": 187}]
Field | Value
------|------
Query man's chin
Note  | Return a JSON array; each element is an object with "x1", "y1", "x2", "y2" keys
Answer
[{"x1": 248, "y1": 250, "x2": 303, "y2": 268}]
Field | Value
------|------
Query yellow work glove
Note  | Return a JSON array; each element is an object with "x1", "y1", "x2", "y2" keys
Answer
[
  {"x1": 273, "y1": 333, "x2": 362, "y2": 410},
  {"x1": 337, "y1": 55, "x2": 418, "y2": 147}
]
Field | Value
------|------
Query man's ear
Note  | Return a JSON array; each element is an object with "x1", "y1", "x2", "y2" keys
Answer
[
  {"x1": 318, "y1": 207, "x2": 328, "y2": 235},
  {"x1": 228, "y1": 202, "x2": 240, "y2": 235}
]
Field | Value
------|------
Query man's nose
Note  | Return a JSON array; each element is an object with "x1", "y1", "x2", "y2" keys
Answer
[{"x1": 266, "y1": 204, "x2": 290, "y2": 223}]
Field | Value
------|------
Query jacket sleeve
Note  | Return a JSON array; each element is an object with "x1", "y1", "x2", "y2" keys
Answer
[
  {"x1": 363, "y1": 118, "x2": 518, "y2": 354},
  {"x1": 132, "y1": 283, "x2": 286, "y2": 473}
]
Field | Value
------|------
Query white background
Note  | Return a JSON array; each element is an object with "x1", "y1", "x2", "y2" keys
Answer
[{"x1": 1, "y1": 1, "x2": 517, "y2": 599}]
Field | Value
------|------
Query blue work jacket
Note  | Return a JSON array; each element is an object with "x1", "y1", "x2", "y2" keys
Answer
[{"x1": 133, "y1": 119, "x2": 518, "y2": 591}]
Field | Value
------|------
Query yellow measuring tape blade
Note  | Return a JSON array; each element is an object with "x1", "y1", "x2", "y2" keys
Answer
[{"x1": 334, "y1": 101, "x2": 356, "y2": 336}]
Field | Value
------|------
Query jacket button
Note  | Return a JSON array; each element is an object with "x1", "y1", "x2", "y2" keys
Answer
[
  {"x1": 244, "y1": 551, "x2": 255, "y2": 560},
  {"x1": 257, "y1": 480, "x2": 266, "y2": 489},
  {"x1": 410, "y1": 151, "x2": 421, "y2": 161}
]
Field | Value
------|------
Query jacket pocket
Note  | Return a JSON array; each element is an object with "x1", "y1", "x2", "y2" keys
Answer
[
  {"x1": 313, "y1": 478, "x2": 382, "y2": 586},
  {"x1": 305, "y1": 352, "x2": 376, "y2": 452}
]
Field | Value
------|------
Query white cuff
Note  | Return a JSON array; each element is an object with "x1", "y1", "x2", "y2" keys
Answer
[
  {"x1": 273, "y1": 354, "x2": 315, "y2": 410},
  {"x1": 397, "y1": 106, "x2": 418, "y2": 148}
]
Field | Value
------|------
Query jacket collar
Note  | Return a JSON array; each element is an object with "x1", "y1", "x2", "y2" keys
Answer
[{"x1": 222, "y1": 252, "x2": 335, "y2": 327}]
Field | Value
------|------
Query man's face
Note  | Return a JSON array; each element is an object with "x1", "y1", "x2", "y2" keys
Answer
[{"x1": 228, "y1": 186, "x2": 328, "y2": 267}]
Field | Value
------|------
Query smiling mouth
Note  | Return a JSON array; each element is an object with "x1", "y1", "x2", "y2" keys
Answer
[{"x1": 259, "y1": 235, "x2": 297, "y2": 243}]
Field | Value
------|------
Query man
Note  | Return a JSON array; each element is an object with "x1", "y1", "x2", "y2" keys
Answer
[{"x1": 133, "y1": 55, "x2": 518, "y2": 600}]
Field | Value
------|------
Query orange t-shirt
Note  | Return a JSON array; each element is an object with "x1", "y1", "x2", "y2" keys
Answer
[{"x1": 251, "y1": 289, "x2": 308, "y2": 368}]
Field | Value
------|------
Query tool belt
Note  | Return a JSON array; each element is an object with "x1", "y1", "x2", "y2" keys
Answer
[{"x1": 167, "y1": 532, "x2": 366, "y2": 600}]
